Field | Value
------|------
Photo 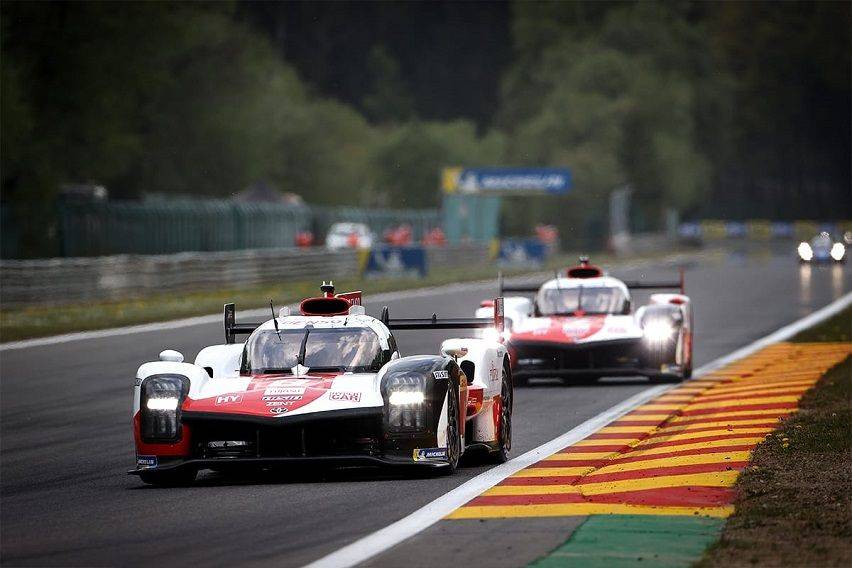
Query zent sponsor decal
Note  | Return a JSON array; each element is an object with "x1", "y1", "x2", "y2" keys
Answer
[
  {"x1": 329, "y1": 391, "x2": 362, "y2": 402},
  {"x1": 413, "y1": 447, "x2": 448, "y2": 462},
  {"x1": 215, "y1": 394, "x2": 243, "y2": 405},
  {"x1": 433, "y1": 370, "x2": 449, "y2": 380},
  {"x1": 136, "y1": 455, "x2": 158, "y2": 469}
]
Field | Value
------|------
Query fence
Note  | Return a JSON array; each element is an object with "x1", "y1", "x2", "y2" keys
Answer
[
  {"x1": 0, "y1": 244, "x2": 491, "y2": 307},
  {"x1": 678, "y1": 220, "x2": 852, "y2": 242},
  {"x1": 49, "y1": 200, "x2": 443, "y2": 258}
]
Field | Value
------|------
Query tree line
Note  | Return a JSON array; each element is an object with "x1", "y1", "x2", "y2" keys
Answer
[{"x1": 2, "y1": 1, "x2": 849, "y2": 256}]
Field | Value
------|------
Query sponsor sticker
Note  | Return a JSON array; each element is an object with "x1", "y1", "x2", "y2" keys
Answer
[
  {"x1": 488, "y1": 362, "x2": 498, "y2": 381},
  {"x1": 262, "y1": 395, "x2": 302, "y2": 402},
  {"x1": 329, "y1": 391, "x2": 361, "y2": 402},
  {"x1": 269, "y1": 407, "x2": 289, "y2": 415},
  {"x1": 265, "y1": 401, "x2": 297, "y2": 407},
  {"x1": 137, "y1": 455, "x2": 158, "y2": 469},
  {"x1": 264, "y1": 386, "x2": 306, "y2": 396},
  {"x1": 563, "y1": 319, "x2": 592, "y2": 338},
  {"x1": 433, "y1": 370, "x2": 449, "y2": 380},
  {"x1": 412, "y1": 447, "x2": 449, "y2": 462},
  {"x1": 215, "y1": 394, "x2": 243, "y2": 405}
]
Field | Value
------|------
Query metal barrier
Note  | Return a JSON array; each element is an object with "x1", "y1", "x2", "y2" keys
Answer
[
  {"x1": 0, "y1": 245, "x2": 490, "y2": 307},
  {"x1": 44, "y1": 200, "x2": 442, "y2": 258}
]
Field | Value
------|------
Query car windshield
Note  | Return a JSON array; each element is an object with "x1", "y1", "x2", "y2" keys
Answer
[
  {"x1": 537, "y1": 286, "x2": 627, "y2": 315},
  {"x1": 812, "y1": 234, "x2": 832, "y2": 248},
  {"x1": 243, "y1": 327, "x2": 383, "y2": 374}
]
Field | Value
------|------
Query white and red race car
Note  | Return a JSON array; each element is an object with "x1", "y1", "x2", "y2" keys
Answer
[
  {"x1": 477, "y1": 257, "x2": 693, "y2": 385},
  {"x1": 130, "y1": 283, "x2": 511, "y2": 485}
]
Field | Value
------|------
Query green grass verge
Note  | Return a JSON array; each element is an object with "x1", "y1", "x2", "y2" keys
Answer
[
  {"x1": 791, "y1": 305, "x2": 852, "y2": 343},
  {"x1": 695, "y1": 306, "x2": 852, "y2": 567},
  {"x1": 2, "y1": 250, "x2": 683, "y2": 342}
]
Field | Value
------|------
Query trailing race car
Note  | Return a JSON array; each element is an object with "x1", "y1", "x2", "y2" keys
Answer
[
  {"x1": 130, "y1": 283, "x2": 511, "y2": 486},
  {"x1": 796, "y1": 232, "x2": 846, "y2": 263},
  {"x1": 476, "y1": 257, "x2": 693, "y2": 385}
]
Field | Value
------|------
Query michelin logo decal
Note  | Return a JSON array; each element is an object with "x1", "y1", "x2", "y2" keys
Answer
[{"x1": 412, "y1": 447, "x2": 448, "y2": 462}]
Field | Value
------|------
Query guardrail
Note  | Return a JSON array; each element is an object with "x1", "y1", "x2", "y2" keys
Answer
[{"x1": 0, "y1": 245, "x2": 490, "y2": 308}]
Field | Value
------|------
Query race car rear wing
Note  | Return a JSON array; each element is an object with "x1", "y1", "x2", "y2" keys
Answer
[
  {"x1": 224, "y1": 303, "x2": 262, "y2": 344},
  {"x1": 383, "y1": 297, "x2": 505, "y2": 334},
  {"x1": 498, "y1": 269, "x2": 685, "y2": 296},
  {"x1": 225, "y1": 297, "x2": 506, "y2": 344},
  {"x1": 622, "y1": 268, "x2": 685, "y2": 294}
]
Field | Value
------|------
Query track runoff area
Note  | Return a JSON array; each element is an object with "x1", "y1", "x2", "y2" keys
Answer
[{"x1": 308, "y1": 292, "x2": 852, "y2": 568}]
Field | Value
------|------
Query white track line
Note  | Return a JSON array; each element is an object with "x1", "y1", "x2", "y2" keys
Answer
[
  {"x1": 0, "y1": 253, "x2": 697, "y2": 352},
  {"x1": 303, "y1": 290, "x2": 852, "y2": 568}
]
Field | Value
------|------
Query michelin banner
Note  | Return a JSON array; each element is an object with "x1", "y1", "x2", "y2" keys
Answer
[{"x1": 442, "y1": 167, "x2": 572, "y2": 195}]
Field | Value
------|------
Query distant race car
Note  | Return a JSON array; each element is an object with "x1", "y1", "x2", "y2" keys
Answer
[
  {"x1": 130, "y1": 283, "x2": 511, "y2": 486},
  {"x1": 476, "y1": 257, "x2": 693, "y2": 385},
  {"x1": 325, "y1": 222, "x2": 375, "y2": 250},
  {"x1": 797, "y1": 232, "x2": 846, "y2": 263}
]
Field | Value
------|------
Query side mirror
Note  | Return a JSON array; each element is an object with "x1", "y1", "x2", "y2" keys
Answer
[
  {"x1": 159, "y1": 349, "x2": 184, "y2": 363},
  {"x1": 440, "y1": 339, "x2": 468, "y2": 359}
]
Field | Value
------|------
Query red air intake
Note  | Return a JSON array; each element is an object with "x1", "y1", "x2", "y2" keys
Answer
[{"x1": 299, "y1": 297, "x2": 352, "y2": 316}]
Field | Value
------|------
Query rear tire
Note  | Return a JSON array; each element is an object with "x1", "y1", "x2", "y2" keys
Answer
[{"x1": 139, "y1": 467, "x2": 197, "y2": 487}]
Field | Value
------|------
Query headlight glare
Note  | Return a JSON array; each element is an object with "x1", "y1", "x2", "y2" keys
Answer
[
  {"x1": 644, "y1": 320, "x2": 675, "y2": 342},
  {"x1": 389, "y1": 391, "x2": 425, "y2": 405},
  {"x1": 146, "y1": 397, "x2": 180, "y2": 411},
  {"x1": 830, "y1": 243, "x2": 845, "y2": 261},
  {"x1": 798, "y1": 242, "x2": 813, "y2": 261}
]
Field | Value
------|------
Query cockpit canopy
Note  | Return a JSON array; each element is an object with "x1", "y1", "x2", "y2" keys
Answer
[
  {"x1": 537, "y1": 286, "x2": 629, "y2": 316},
  {"x1": 242, "y1": 326, "x2": 385, "y2": 374}
]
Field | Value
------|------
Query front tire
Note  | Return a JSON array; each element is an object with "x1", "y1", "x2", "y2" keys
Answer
[
  {"x1": 139, "y1": 467, "x2": 197, "y2": 487},
  {"x1": 490, "y1": 362, "x2": 513, "y2": 463},
  {"x1": 440, "y1": 383, "x2": 461, "y2": 475}
]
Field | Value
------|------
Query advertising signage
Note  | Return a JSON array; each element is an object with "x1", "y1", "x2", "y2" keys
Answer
[{"x1": 442, "y1": 167, "x2": 572, "y2": 195}]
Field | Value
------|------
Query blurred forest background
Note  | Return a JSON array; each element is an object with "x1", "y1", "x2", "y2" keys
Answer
[{"x1": 2, "y1": 0, "x2": 850, "y2": 253}]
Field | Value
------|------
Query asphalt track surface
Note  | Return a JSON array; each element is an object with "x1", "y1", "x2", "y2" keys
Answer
[{"x1": 1, "y1": 247, "x2": 849, "y2": 567}]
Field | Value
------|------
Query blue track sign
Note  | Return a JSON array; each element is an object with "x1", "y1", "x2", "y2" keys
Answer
[{"x1": 442, "y1": 167, "x2": 572, "y2": 195}]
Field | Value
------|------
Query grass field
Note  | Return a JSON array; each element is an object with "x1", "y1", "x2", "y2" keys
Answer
[{"x1": 1, "y1": 249, "x2": 684, "y2": 342}]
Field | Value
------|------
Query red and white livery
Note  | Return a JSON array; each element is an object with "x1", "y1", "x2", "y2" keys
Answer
[
  {"x1": 130, "y1": 282, "x2": 512, "y2": 485},
  {"x1": 477, "y1": 257, "x2": 693, "y2": 385}
]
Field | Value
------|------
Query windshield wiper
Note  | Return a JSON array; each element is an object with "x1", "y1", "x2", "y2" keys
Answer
[{"x1": 297, "y1": 325, "x2": 312, "y2": 367}]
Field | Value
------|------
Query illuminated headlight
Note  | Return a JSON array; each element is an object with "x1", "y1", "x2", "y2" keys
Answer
[
  {"x1": 797, "y1": 242, "x2": 813, "y2": 261},
  {"x1": 389, "y1": 391, "x2": 425, "y2": 405},
  {"x1": 830, "y1": 243, "x2": 845, "y2": 261},
  {"x1": 141, "y1": 375, "x2": 187, "y2": 442},
  {"x1": 146, "y1": 397, "x2": 179, "y2": 411},
  {"x1": 644, "y1": 320, "x2": 675, "y2": 342},
  {"x1": 384, "y1": 374, "x2": 427, "y2": 431},
  {"x1": 481, "y1": 327, "x2": 510, "y2": 343}
]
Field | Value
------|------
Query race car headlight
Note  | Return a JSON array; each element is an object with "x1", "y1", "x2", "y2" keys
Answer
[
  {"x1": 830, "y1": 242, "x2": 845, "y2": 261},
  {"x1": 141, "y1": 375, "x2": 188, "y2": 442},
  {"x1": 797, "y1": 242, "x2": 813, "y2": 261},
  {"x1": 644, "y1": 320, "x2": 675, "y2": 343},
  {"x1": 481, "y1": 327, "x2": 510, "y2": 343},
  {"x1": 384, "y1": 374, "x2": 428, "y2": 431},
  {"x1": 389, "y1": 391, "x2": 425, "y2": 405}
]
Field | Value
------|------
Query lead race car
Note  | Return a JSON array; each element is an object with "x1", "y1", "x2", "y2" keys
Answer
[
  {"x1": 130, "y1": 283, "x2": 511, "y2": 485},
  {"x1": 476, "y1": 257, "x2": 693, "y2": 384}
]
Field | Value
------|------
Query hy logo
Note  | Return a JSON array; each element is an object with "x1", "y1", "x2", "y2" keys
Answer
[{"x1": 215, "y1": 394, "x2": 243, "y2": 405}]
